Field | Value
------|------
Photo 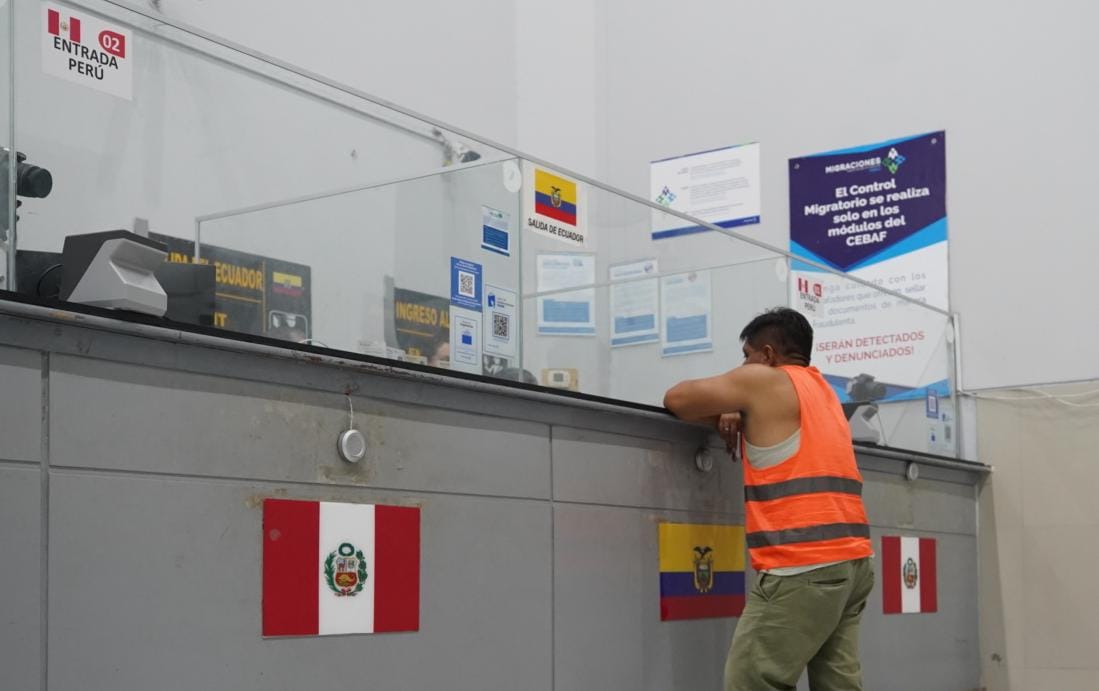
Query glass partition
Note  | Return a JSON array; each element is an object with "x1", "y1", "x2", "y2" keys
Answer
[
  {"x1": 518, "y1": 174, "x2": 788, "y2": 404},
  {"x1": 10, "y1": 0, "x2": 510, "y2": 262},
  {"x1": 2, "y1": 0, "x2": 959, "y2": 458},
  {"x1": 0, "y1": 1, "x2": 15, "y2": 290},
  {"x1": 197, "y1": 158, "x2": 521, "y2": 361}
]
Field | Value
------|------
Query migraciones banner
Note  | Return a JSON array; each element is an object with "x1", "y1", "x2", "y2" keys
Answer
[{"x1": 789, "y1": 132, "x2": 949, "y2": 402}]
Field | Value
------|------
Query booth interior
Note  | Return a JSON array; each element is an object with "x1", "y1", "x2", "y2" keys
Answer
[{"x1": 0, "y1": 3, "x2": 988, "y2": 691}]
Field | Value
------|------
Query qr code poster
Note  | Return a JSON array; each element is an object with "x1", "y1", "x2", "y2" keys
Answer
[
  {"x1": 483, "y1": 285, "x2": 517, "y2": 359},
  {"x1": 459, "y1": 272, "x2": 476, "y2": 298},
  {"x1": 450, "y1": 257, "x2": 483, "y2": 312}
]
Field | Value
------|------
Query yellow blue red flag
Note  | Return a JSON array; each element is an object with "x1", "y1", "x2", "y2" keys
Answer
[
  {"x1": 534, "y1": 168, "x2": 578, "y2": 226},
  {"x1": 658, "y1": 522, "x2": 745, "y2": 620}
]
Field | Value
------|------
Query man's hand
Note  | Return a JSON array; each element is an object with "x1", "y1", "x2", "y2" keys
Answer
[{"x1": 716, "y1": 412, "x2": 742, "y2": 459}]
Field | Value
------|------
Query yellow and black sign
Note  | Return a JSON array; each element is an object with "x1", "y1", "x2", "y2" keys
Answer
[
  {"x1": 392, "y1": 287, "x2": 449, "y2": 364},
  {"x1": 152, "y1": 233, "x2": 311, "y2": 341}
]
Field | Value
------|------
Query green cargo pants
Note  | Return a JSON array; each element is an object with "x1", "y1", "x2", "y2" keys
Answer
[{"x1": 724, "y1": 557, "x2": 875, "y2": 691}]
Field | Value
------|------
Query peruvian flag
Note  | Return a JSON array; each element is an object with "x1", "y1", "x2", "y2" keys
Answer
[
  {"x1": 262, "y1": 499, "x2": 421, "y2": 636},
  {"x1": 881, "y1": 535, "x2": 937, "y2": 614},
  {"x1": 47, "y1": 8, "x2": 81, "y2": 42}
]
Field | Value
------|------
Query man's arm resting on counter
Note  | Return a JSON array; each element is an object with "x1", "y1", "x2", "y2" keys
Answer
[{"x1": 662, "y1": 365, "x2": 770, "y2": 422}]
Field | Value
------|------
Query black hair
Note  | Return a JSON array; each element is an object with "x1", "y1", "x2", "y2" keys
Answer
[{"x1": 739, "y1": 307, "x2": 813, "y2": 364}]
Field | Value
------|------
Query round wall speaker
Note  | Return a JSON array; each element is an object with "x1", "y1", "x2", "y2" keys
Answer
[{"x1": 338, "y1": 429, "x2": 367, "y2": 463}]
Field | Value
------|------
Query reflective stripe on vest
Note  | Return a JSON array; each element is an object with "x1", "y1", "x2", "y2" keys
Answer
[
  {"x1": 744, "y1": 492, "x2": 868, "y2": 534},
  {"x1": 744, "y1": 475, "x2": 863, "y2": 502},
  {"x1": 746, "y1": 522, "x2": 871, "y2": 549}
]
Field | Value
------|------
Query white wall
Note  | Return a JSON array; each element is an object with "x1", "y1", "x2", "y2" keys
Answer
[
  {"x1": 154, "y1": 0, "x2": 609, "y2": 179},
  {"x1": 152, "y1": 0, "x2": 520, "y2": 147},
  {"x1": 978, "y1": 382, "x2": 1099, "y2": 689},
  {"x1": 514, "y1": 0, "x2": 600, "y2": 177},
  {"x1": 569, "y1": 0, "x2": 1099, "y2": 392}
]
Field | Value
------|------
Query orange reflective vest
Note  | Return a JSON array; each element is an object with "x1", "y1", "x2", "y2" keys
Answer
[{"x1": 742, "y1": 365, "x2": 873, "y2": 571}]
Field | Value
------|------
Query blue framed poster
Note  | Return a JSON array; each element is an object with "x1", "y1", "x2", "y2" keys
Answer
[{"x1": 789, "y1": 131, "x2": 949, "y2": 404}]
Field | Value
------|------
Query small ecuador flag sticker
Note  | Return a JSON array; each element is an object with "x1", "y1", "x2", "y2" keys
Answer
[{"x1": 534, "y1": 168, "x2": 578, "y2": 226}]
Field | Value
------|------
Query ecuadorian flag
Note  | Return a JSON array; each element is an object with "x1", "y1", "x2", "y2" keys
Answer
[
  {"x1": 659, "y1": 522, "x2": 745, "y2": 621},
  {"x1": 534, "y1": 168, "x2": 578, "y2": 226}
]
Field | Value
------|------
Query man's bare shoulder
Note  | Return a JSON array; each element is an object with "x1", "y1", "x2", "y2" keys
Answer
[
  {"x1": 729, "y1": 363, "x2": 789, "y2": 384},
  {"x1": 733, "y1": 364, "x2": 799, "y2": 409}
]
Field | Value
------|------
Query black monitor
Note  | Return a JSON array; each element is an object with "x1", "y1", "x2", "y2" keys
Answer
[{"x1": 155, "y1": 262, "x2": 216, "y2": 327}]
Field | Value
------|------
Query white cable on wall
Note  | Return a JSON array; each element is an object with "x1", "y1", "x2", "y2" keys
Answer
[{"x1": 961, "y1": 386, "x2": 1099, "y2": 408}]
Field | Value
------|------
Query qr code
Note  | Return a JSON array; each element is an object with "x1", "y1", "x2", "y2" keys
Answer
[
  {"x1": 493, "y1": 312, "x2": 510, "y2": 339},
  {"x1": 458, "y1": 271, "x2": 475, "y2": 298}
]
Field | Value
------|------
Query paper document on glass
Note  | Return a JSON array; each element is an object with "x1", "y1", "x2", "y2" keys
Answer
[
  {"x1": 660, "y1": 271, "x2": 712, "y2": 357},
  {"x1": 537, "y1": 253, "x2": 596, "y2": 336},
  {"x1": 610, "y1": 259, "x2": 659, "y2": 347}
]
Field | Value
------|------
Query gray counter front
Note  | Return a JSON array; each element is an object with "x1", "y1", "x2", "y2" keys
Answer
[{"x1": 0, "y1": 303, "x2": 984, "y2": 691}]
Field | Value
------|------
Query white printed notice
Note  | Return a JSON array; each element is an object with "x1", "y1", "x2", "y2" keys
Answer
[
  {"x1": 651, "y1": 142, "x2": 760, "y2": 240},
  {"x1": 609, "y1": 259, "x2": 659, "y2": 347},
  {"x1": 660, "y1": 271, "x2": 713, "y2": 357},
  {"x1": 449, "y1": 306, "x2": 482, "y2": 374},
  {"x1": 537, "y1": 253, "x2": 596, "y2": 336},
  {"x1": 42, "y1": 3, "x2": 133, "y2": 100},
  {"x1": 481, "y1": 206, "x2": 511, "y2": 257}
]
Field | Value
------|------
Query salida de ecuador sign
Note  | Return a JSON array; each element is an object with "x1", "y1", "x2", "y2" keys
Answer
[{"x1": 42, "y1": 4, "x2": 133, "y2": 100}]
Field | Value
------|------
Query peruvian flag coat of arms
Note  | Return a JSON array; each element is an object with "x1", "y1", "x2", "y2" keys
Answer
[{"x1": 262, "y1": 499, "x2": 421, "y2": 636}]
